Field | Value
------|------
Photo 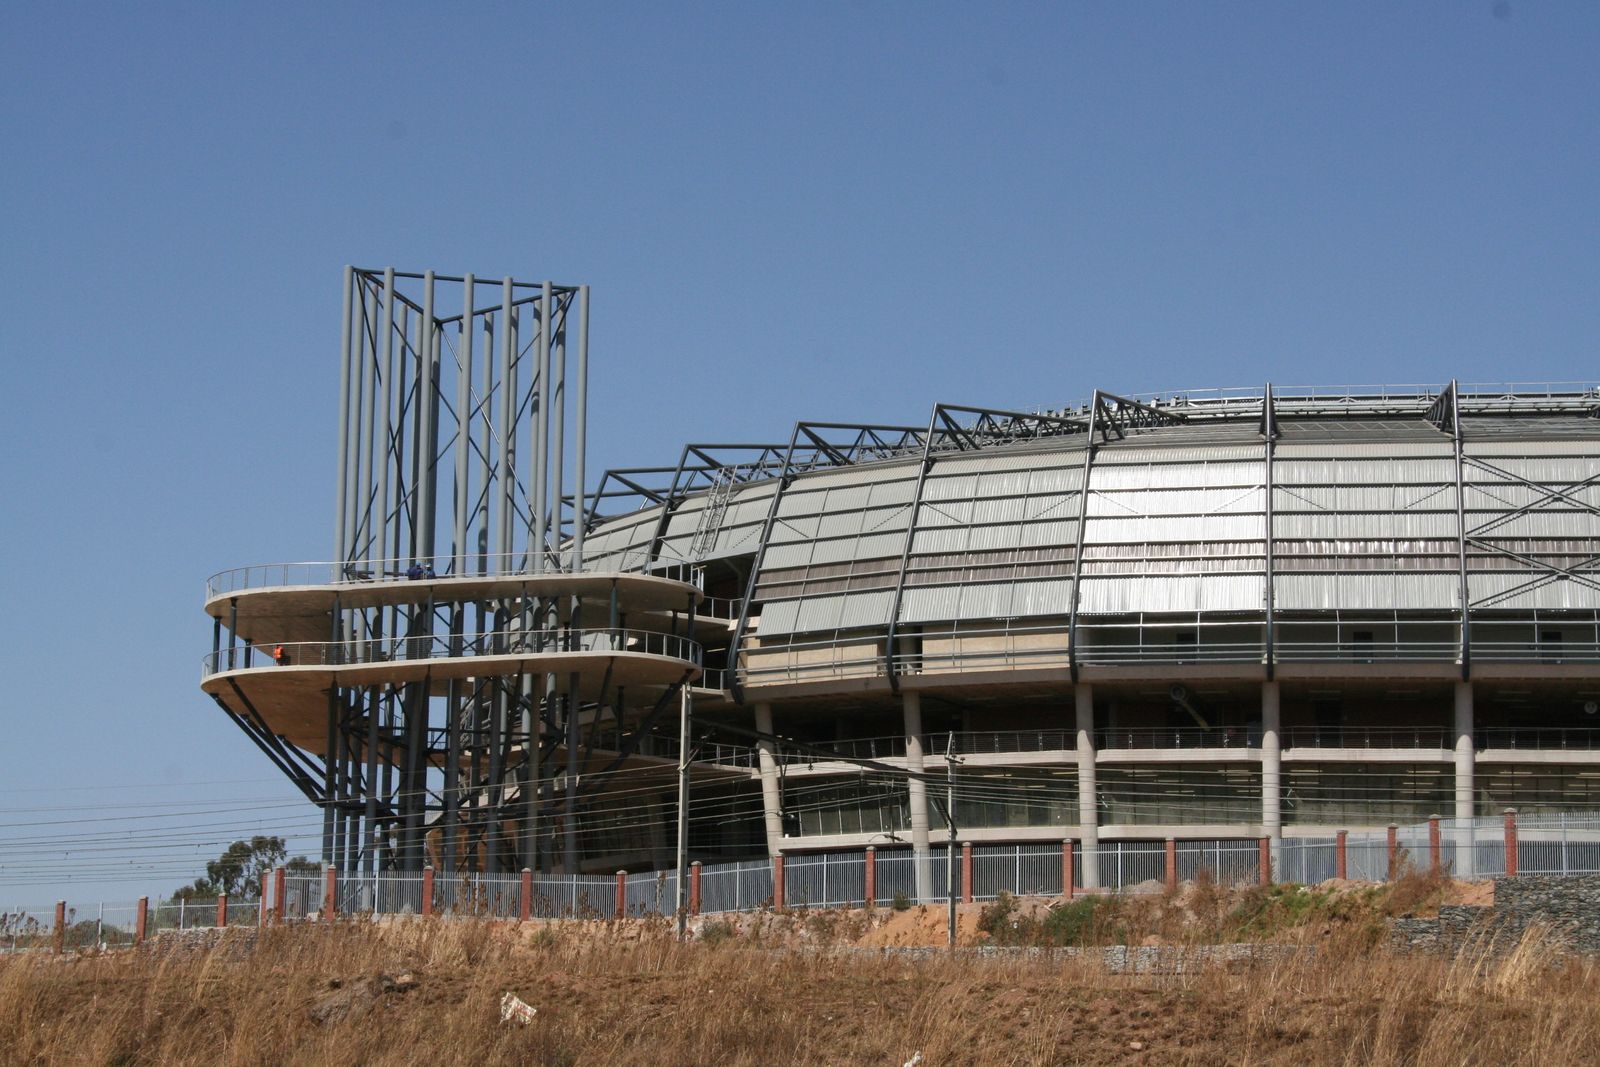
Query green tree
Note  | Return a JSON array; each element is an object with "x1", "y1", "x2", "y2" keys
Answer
[{"x1": 172, "y1": 836, "x2": 320, "y2": 902}]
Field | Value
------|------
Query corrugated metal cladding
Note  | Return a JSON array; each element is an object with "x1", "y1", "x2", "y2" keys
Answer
[
  {"x1": 1466, "y1": 457, "x2": 1600, "y2": 484},
  {"x1": 1084, "y1": 486, "x2": 1264, "y2": 516},
  {"x1": 1275, "y1": 572, "x2": 1458, "y2": 611},
  {"x1": 1471, "y1": 513, "x2": 1600, "y2": 539},
  {"x1": 1078, "y1": 573, "x2": 1264, "y2": 614},
  {"x1": 785, "y1": 456, "x2": 921, "y2": 489},
  {"x1": 1095, "y1": 445, "x2": 1264, "y2": 469},
  {"x1": 1275, "y1": 441, "x2": 1454, "y2": 459},
  {"x1": 1274, "y1": 458, "x2": 1456, "y2": 484},
  {"x1": 1468, "y1": 572, "x2": 1600, "y2": 611},
  {"x1": 582, "y1": 508, "x2": 661, "y2": 565},
  {"x1": 1273, "y1": 511, "x2": 1458, "y2": 539}
]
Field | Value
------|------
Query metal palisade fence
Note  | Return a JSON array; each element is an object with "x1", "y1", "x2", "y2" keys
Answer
[{"x1": 10, "y1": 812, "x2": 1600, "y2": 947}]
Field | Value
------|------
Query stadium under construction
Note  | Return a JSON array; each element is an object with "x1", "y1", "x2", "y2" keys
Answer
[{"x1": 202, "y1": 267, "x2": 1600, "y2": 895}]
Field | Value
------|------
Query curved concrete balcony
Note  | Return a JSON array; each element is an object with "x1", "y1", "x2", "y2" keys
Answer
[{"x1": 202, "y1": 627, "x2": 702, "y2": 750}]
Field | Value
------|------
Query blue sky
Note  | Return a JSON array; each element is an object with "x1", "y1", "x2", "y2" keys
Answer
[{"x1": 1, "y1": 2, "x2": 1595, "y2": 901}]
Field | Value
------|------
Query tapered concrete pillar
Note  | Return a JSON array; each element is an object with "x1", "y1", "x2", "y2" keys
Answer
[
  {"x1": 1261, "y1": 681, "x2": 1282, "y2": 862},
  {"x1": 903, "y1": 690, "x2": 933, "y2": 903},
  {"x1": 1075, "y1": 683, "x2": 1099, "y2": 889},
  {"x1": 1454, "y1": 681, "x2": 1476, "y2": 877},
  {"x1": 753, "y1": 703, "x2": 784, "y2": 857}
]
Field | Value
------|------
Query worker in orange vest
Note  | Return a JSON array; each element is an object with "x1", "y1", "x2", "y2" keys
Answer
[{"x1": 273, "y1": 644, "x2": 290, "y2": 666}]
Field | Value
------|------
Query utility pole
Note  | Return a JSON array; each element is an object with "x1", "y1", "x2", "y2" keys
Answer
[
  {"x1": 945, "y1": 734, "x2": 960, "y2": 951},
  {"x1": 675, "y1": 685, "x2": 692, "y2": 940}
]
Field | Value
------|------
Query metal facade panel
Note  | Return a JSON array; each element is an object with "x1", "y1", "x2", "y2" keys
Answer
[
  {"x1": 1271, "y1": 512, "x2": 1460, "y2": 539},
  {"x1": 1095, "y1": 446, "x2": 1263, "y2": 465},
  {"x1": 1274, "y1": 572, "x2": 1458, "y2": 611},
  {"x1": 1084, "y1": 487, "x2": 1264, "y2": 517},
  {"x1": 917, "y1": 499, "x2": 976, "y2": 526},
  {"x1": 1010, "y1": 579, "x2": 1075, "y2": 617},
  {"x1": 775, "y1": 487, "x2": 831, "y2": 519},
  {"x1": 1018, "y1": 519, "x2": 1079, "y2": 548},
  {"x1": 837, "y1": 589, "x2": 895, "y2": 628},
  {"x1": 824, "y1": 484, "x2": 872, "y2": 511},
  {"x1": 1082, "y1": 514, "x2": 1265, "y2": 543},
  {"x1": 789, "y1": 459, "x2": 921, "y2": 489},
  {"x1": 1466, "y1": 441, "x2": 1600, "y2": 458},
  {"x1": 814, "y1": 511, "x2": 869, "y2": 539},
  {"x1": 754, "y1": 600, "x2": 801, "y2": 636},
  {"x1": 959, "y1": 582, "x2": 1015, "y2": 619},
  {"x1": 794, "y1": 595, "x2": 846, "y2": 633},
  {"x1": 1275, "y1": 442, "x2": 1455, "y2": 459},
  {"x1": 923, "y1": 473, "x2": 980, "y2": 500},
  {"x1": 1471, "y1": 513, "x2": 1600, "y2": 538},
  {"x1": 1468, "y1": 572, "x2": 1600, "y2": 610},
  {"x1": 855, "y1": 531, "x2": 908, "y2": 559},
  {"x1": 1275, "y1": 458, "x2": 1456, "y2": 483},
  {"x1": 769, "y1": 514, "x2": 821, "y2": 542},
  {"x1": 760, "y1": 542, "x2": 812, "y2": 569},
  {"x1": 808, "y1": 537, "x2": 862, "y2": 566},
  {"x1": 858, "y1": 504, "x2": 914, "y2": 535},
  {"x1": 970, "y1": 496, "x2": 1028, "y2": 524},
  {"x1": 968, "y1": 524, "x2": 1024, "y2": 551},
  {"x1": 899, "y1": 585, "x2": 963, "y2": 624},
  {"x1": 911, "y1": 527, "x2": 971, "y2": 554},
  {"x1": 1078, "y1": 573, "x2": 1264, "y2": 614},
  {"x1": 866, "y1": 478, "x2": 918, "y2": 506},
  {"x1": 977, "y1": 469, "x2": 1035, "y2": 495},
  {"x1": 1026, "y1": 467, "x2": 1084, "y2": 493}
]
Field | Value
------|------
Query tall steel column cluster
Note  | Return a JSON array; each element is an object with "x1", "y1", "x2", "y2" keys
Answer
[{"x1": 326, "y1": 267, "x2": 590, "y2": 878}]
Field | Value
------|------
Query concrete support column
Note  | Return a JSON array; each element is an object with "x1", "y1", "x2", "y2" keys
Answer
[
  {"x1": 903, "y1": 690, "x2": 933, "y2": 903},
  {"x1": 1261, "y1": 681, "x2": 1282, "y2": 861},
  {"x1": 1454, "y1": 680, "x2": 1476, "y2": 878},
  {"x1": 1075, "y1": 683, "x2": 1099, "y2": 889},
  {"x1": 753, "y1": 703, "x2": 785, "y2": 857}
]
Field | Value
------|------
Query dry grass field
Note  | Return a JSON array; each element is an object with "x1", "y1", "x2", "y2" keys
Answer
[{"x1": 3, "y1": 881, "x2": 1598, "y2": 1067}]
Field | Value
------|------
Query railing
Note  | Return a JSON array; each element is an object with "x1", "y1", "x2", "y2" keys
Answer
[
  {"x1": 1097, "y1": 728, "x2": 1257, "y2": 750},
  {"x1": 205, "y1": 549, "x2": 698, "y2": 601},
  {"x1": 1472, "y1": 641, "x2": 1600, "y2": 663},
  {"x1": 1283, "y1": 727, "x2": 1451, "y2": 749},
  {"x1": 1478, "y1": 727, "x2": 1600, "y2": 751},
  {"x1": 1275, "y1": 641, "x2": 1460, "y2": 662},
  {"x1": 202, "y1": 627, "x2": 702, "y2": 678}
]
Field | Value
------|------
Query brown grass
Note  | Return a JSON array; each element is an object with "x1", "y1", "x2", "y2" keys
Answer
[{"x1": 2, "y1": 916, "x2": 1597, "y2": 1066}]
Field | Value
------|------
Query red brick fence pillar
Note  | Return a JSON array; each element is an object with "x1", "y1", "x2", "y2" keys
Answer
[
  {"x1": 1257, "y1": 837, "x2": 1271, "y2": 886},
  {"x1": 135, "y1": 897, "x2": 149, "y2": 945},
  {"x1": 216, "y1": 894, "x2": 228, "y2": 929},
  {"x1": 323, "y1": 867, "x2": 337, "y2": 921},
  {"x1": 53, "y1": 902, "x2": 65, "y2": 955},
  {"x1": 615, "y1": 870, "x2": 627, "y2": 920},
  {"x1": 1335, "y1": 830, "x2": 1348, "y2": 881},
  {"x1": 1164, "y1": 838, "x2": 1178, "y2": 892},
  {"x1": 421, "y1": 867, "x2": 434, "y2": 918},
  {"x1": 690, "y1": 861, "x2": 703, "y2": 915},
  {"x1": 961, "y1": 843, "x2": 974, "y2": 904},
  {"x1": 519, "y1": 868, "x2": 533, "y2": 922},
  {"x1": 1504, "y1": 808, "x2": 1519, "y2": 878},
  {"x1": 1428, "y1": 814, "x2": 1442, "y2": 877},
  {"x1": 864, "y1": 846, "x2": 877, "y2": 906},
  {"x1": 772, "y1": 855, "x2": 785, "y2": 910},
  {"x1": 1387, "y1": 825, "x2": 1399, "y2": 881},
  {"x1": 1063, "y1": 839, "x2": 1075, "y2": 900}
]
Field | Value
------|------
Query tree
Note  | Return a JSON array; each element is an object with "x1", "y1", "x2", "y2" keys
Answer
[{"x1": 171, "y1": 836, "x2": 320, "y2": 902}]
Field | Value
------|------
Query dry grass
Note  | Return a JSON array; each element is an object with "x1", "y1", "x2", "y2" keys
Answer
[{"x1": 2, "y1": 916, "x2": 1597, "y2": 1066}]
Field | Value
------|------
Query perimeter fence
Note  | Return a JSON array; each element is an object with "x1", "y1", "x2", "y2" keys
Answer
[{"x1": 10, "y1": 811, "x2": 1600, "y2": 949}]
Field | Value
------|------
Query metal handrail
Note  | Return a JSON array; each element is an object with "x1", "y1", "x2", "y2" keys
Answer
[
  {"x1": 202, "y1": 627, "x2": 702, "y2": 679},
  {"x1": 1282, "y1": 726, "x2": 1451, "y2": 749},
  {"x1": 1477, "y1": 727, "x2": 1600, "y2": 751},
  {"x1": 205, "y1": 549, "x2": 699, "y2": 600}
]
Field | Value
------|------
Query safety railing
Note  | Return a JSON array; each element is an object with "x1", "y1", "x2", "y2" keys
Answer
[
  {"x1": 205, "y1": 549, "x2": 698, "y2": 600},
  {"x1": 1478, "y1": 727, "x2": 1600, "y2": 751},
  {"x1": 202, "y1": 627, "x2": 703, "y2": 678},
  {"x1": 1283, "y1": 727, "x2": 1452, "y2": 750},
  {"x1": 1472, "y1": 640, "x2": 1600, "y2": 664}
]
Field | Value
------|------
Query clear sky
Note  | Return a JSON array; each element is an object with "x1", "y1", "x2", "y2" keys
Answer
[{"x1": 1, "y1": 2, "x2": 1595, "y2": 903}]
